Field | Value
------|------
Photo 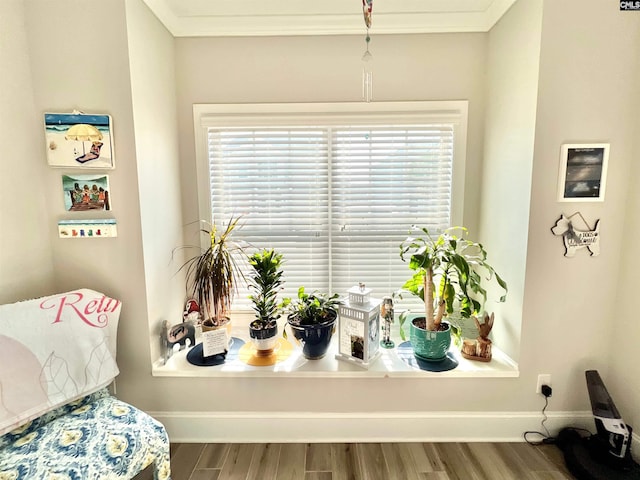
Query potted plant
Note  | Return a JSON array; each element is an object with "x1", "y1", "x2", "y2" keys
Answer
[
  {"x1": 398, "y1": 226, "x2": 507, "y2": 361},
  {"x1": 285, "y1": 287, "x2": 342, "y2": 360},
  {"x1": 178, "y1": 216, "x2": 246, "y2": 342},
  {"x1": 247, "y1": 248, "x2": 287, "y2": 356}
]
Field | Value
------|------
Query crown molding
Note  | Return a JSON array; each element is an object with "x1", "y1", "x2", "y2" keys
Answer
[{"x1": 141, "y1": 0, "x2": 517, "y2": 37}]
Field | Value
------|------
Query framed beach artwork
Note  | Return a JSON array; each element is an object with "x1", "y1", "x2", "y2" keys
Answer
[
  {"x1": 62, "y1": 174, "x2": 111, "y2": 211},
  {"x1": 557, "y1": 143, "x2": 609, "y2": 202},
  {"x1": 44, "y1": 112, "x2": 115, "y2": 169}
]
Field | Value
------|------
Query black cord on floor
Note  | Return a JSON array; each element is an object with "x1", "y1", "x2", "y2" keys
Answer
[{"x1": 524, "y1": 395, "x2": 555, "y2": 445}]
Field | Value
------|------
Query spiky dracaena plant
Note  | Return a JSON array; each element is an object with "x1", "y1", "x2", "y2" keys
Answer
[
  {"x1": 248, "y1": 249, "x2": 288, "y2": 330},
  {"x1": 398, "y1": 226, "x2": 507, "y2": 336},
  {"x1": 179, "y1": 216, "x2": 246, "y2": 326}
]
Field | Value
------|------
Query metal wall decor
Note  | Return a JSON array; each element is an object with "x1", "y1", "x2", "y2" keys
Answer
[{"x1": 551, "y1": 212, "x2": 600, "y2": 257}]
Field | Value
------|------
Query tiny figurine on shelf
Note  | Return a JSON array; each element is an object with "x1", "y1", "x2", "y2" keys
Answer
[
  {"x1": 168, "y1": 322, "x2": 196, "y2": 349},
  {"x1": 461, "y1": 312, "x2": 495, "y2": 362},
  {"x1": 183, "y1": 298, "x2": 201, "y2": 324},
  {"x1": 380, "y1": 296, "x2": 395, "y2": 349},
  {"x1": 162, "y1": 319, "x2": 196, "y2": 364}
]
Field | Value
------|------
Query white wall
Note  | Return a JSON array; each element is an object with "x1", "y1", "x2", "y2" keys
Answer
[
  {"x1": 137, "y1": 32, "x2": 562, "y2": 417},
  {"x1": 124, "y1": 0, "x2": 186, "y2": 365},
  {"x1": 175, "y1": 33, "x2": 488, "y2": 236},
  {"x1": 22, "y1": 0, "x2": 160, "y2": 403},
  {"x1": 163, "y1": 1, "x2": 640, "y2": 421},
  {"x1": 9, "y1": 0, "x2": 640, "y2": 441},
  {"x1": 608, "y1": 20, "x2": 640, "y2": 438},
  {"x1": 519, "y1": 0, "x2": 640, "y2": 413},
  {"x1": 0, "y1": 0, "x2": 55, "y2": 303},
  {"x1": 479, "y1": 0, "x2": 543, "y2": 361}
]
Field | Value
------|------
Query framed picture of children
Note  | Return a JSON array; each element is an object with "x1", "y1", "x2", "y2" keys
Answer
[
  {"x1": 44, "y1": 112, "x2": 115, "y2": 169},
  {"x1": 62, "y1": 174, "x2": 111, "y2": 211}
]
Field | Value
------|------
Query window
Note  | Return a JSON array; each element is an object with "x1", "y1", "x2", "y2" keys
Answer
[{"x1": 194, "y1": 102, "x2": 468, "y2": 310}]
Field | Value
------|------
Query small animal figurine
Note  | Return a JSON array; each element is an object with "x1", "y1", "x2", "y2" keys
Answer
[
  {"x1": 168, "y1": 322, "x2": 196, "y2": 349},
  {"x1": 475, "y1": 312, "x2": 494, "y2": 340},
  {"x1": 162, "y1": 320, "x2": 196, "y2": 364},
  {"x1": 474, "y1": 312, "x2": 494, "y2": 360},
  {"x1": 461, "y1": 312, "x2": 495, "y2": 362}
]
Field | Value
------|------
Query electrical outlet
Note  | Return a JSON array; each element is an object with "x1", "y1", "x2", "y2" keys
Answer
[{"x1": 536, "y1": 374, "x2": 551, "y2": 394}]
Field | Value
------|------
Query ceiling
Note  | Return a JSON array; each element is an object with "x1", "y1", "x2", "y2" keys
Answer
[{"x1": 141, "y1": 0, "x2": 517, "y2": 37}]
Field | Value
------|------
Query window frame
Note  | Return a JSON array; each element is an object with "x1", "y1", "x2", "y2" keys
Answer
[{"x1": 193, "y1": 101, "x2": 469, "y2": 311}]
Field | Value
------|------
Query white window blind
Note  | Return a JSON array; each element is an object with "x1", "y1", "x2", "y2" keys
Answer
[
  {"x1": 330, "y1": 125, "x2": 453, "y2": 299},
  {"x1": 207, "y1": 121, "x2": 456, "y2": 311},
  {"x1": 209, "y1": 128, "x2": 331, "y2": 300}
]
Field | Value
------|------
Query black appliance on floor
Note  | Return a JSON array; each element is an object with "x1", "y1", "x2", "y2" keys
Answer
[{"x1": 557, "y1": 370, "x2": 640, "y2": 480}]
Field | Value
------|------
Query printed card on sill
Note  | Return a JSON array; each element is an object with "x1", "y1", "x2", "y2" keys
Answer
[{"x1": 202, "y1": 328, "x2": 228, "y2": 357}]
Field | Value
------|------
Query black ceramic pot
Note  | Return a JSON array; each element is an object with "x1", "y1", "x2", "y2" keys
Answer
[{"x1": 287, "y1": 313, "x2": 337, "y2": 360}]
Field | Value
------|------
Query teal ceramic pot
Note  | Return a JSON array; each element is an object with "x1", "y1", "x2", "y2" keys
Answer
[{"x1": 409, "y1": 317, "x2": 451, "y2": 361}]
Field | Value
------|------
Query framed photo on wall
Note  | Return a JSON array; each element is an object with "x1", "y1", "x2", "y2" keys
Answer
[
  {"x1": 61, "y1": 174, "x2": 111, "y2": 211},
  {"x1": 557, "y1": 143, "x2": 609, "y2": 202},
  {"x1": 44, "y1": 112, "x2": 115, "y2": 169}
]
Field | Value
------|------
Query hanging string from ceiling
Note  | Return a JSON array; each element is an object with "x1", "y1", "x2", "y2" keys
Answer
[{"x1": 362, "y1": 0, "x2": 374, "y2": 102}]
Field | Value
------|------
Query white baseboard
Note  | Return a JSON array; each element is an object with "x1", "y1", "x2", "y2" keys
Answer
[{"x1": 151, "y1": 410, "x2": 597, "y2": 443}]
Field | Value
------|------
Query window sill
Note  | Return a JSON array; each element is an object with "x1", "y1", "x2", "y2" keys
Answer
[{"x1": 152, "y1": 320, "x2": 519, "y2": 379}]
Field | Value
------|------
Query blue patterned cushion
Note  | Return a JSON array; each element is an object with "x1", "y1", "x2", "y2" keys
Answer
[
  {"x1": 0, "y1": 388, "x2": 110, "y2": 450},
  {"x1": 0, "y1": 390, "x2": 171, "y2": 480}
]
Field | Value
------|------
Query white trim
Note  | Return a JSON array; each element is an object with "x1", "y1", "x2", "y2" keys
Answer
[
  {"x1": 142, "y1": 0, "x2": 517, "y2": 37},
  {"x1": 152, "y1": 409, "x2": 595, "y2": 443}
]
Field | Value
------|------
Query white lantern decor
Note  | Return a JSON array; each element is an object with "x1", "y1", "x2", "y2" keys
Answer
[{"x1": 335, "y1": 283, "x2": 381, "y2": 368}]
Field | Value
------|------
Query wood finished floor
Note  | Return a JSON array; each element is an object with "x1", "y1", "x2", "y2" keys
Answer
[{"x1": 135, "y1": 442, "x2": 575, "y2": 480}]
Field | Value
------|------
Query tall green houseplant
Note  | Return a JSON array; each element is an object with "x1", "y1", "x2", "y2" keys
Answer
[
  {"x1": 179, "y1": 216, "x2": 246, "y2": 328},
  {"x1": 399, "y1": 226, "x2": 507, "y2": 334},
  {"x1": 248, "y1": 248, "x2": 287, "y2": 329},
  {"x1": 247, "y1": 248, "x2": 287, "y2": 354}
]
